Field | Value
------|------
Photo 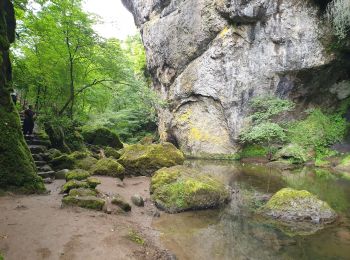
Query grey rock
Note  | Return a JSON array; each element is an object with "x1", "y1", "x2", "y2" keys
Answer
[
  {"x1": 131, "y1": 194, "x2": 145, "y2": 207},
  {"x1": 123, "y1": 0, "x2": 350, "y2": 157},
  {"x1": 55, "y1": 169, "x2": 69, "y2": 180}
]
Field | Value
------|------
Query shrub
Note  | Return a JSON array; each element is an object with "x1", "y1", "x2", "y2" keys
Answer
[{"x1": 239, "y1": 122, "x2": 287, "y2": 145}]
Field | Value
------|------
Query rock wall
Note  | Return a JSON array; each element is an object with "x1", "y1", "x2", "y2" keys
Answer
[
  {"x1": 123, "y1": 0, "x2": 350, "y2": 157},
  {"x1": 0, "y1": 0, "x2": 44, "y2": 192}
]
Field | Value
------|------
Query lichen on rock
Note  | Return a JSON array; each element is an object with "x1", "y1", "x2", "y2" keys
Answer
[
  {"x1": 260, "y1": 188, "x2": 337, "y2": 224},
  {"x1": 118, "y1": 142, "x2": 185, "y2": 176},
  {"x1": 91, "y1": 158, "x2": 125, "y2": 180},
  {"x1": 151, "y1": 165, "x2": 230, "y2": 213}
]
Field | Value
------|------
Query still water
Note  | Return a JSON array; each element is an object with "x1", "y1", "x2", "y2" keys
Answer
[{"x1": 153, "y1": 160, "x2": 350, "y2": 260}]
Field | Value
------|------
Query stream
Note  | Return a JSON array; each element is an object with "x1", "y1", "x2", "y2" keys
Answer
[{"x1": 153, "y1": 160, "x2": 350, "y2": 260}]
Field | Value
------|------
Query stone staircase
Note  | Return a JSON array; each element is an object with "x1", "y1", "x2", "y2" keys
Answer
[{"x1": 20, "y1": 115, "x2": 56, "y2": 182}]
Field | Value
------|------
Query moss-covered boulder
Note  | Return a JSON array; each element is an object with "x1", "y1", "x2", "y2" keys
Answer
[
  {"x1": 111, "y1": 195, "x2": 132, "y2": 212},
  {"x1": 75, "y1": 156, "x2": 98, "y2": 171},
  {"x1": 61, "y1": 180, "x2": 90, "y2": 193},
  {"x1": 86, "y1": 177, "x2": 101, "y2": 189},
  {"x1": 44, "y1": 122, "x2": 70, "y2": 153},
  {"x1": 82, "y1": 127, "x2": 123, "y2": 149},
  {"x1": 151, "y1": 165, "x2": 229, "y2": 213},
  {"x1": 260, "y1": 188, "x2": 337, "y2": 224},
  {"x1": 91, "y1": 158, "x2": 125, "y2": 180},
  {"x1": 104, "y1": 146, "x2": 121, "y2": 159},
  {"x1": 274, "y1": 144, "x2": 310, "y2": 164},
  {"x1": 62, "y1": 196, "x2": 105, "y2": 210},
  {"x1": 119, "y1": 142, "x2": 185, "y2": 176},
  {"x1": 69, "y1": 188, "x2": 97, "y2": 197},
  {"x1": 65, "y1": 169, "x2": 90, "y2": 181},
  {"x1": 51, "y1": 154, "x2": 75, "y2": 170},
  {"x1": 46, "y1": 148, "x2": 62, "y2": 160},
  {"x1": 69, "y1": 151, "x2": 91, "y2": 160}
]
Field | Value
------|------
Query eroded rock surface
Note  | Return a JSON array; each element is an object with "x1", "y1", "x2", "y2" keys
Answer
[{"x1": 123, "y1": 0, "x2": 350, "y2": 156}]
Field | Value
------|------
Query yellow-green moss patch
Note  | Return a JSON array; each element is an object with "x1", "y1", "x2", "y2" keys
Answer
[
  {"x1": 65, "y1": 169, "x2": 90, "y2": 181},
  {"x1": 91, "y1": 158, "x2": 125, "y2": 180},
  {"x1": 62, "y1": 196, "x2": 105, "y2": 210}
]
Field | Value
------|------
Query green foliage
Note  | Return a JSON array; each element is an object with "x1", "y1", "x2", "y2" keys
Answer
[
  {"x1": 249, "y1": 96, "x2": 294, "y2": 124},
  {"x1": 239, "y1": 122, "x2": 286, "y2": 145},
  {"x1": 274, "y1": 144, "x2": 309, "y2": 164},
  {"x1": 327, "y1": 0, "x2": 350, "y2": 40},
  {"x1": 240, "y1": 145, "x2": 268, "y2": 158},
  {"x1": 287, "y1": 109, "x2": 348, "y2": 158}
]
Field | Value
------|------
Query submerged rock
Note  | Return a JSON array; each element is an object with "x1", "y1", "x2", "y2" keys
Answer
[
  {"x1": 62, "y1": 196, "x2": 105, "y2": 210},
  {"x1": 151, "y1": 165, "x2": 229, "y2": 213},
  {"x1": 260, "y1": 188, "x2": 337, "y2": 224},
  {"x1": 91, "y1": 158, "x2": 125, "y2": 180},
  {"x1": 118, "y1": 142, "x2": 185, "y2": 176}
]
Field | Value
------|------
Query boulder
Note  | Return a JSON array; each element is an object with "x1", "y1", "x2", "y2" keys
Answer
[
  {"x1": 91, "y1": 158, "x2": 125, "y2": 180},
  {"x1": 131, "y1": 194, "x2": 144, "y2": 207},
  {"x1": 46, "y1": 148, "x2": 62, "y2": 160},
  {"x1": 112, "y1": 195, "x2": 132, "y2": 211},
  {"x1": 118, "y1": 142, "x2": 185, "y2": 176},
  {"x1": 151, "y1": 165, "x2": 230, "y2": 213},
  {"x1": 274, "y1": 144, "x2": 310, "y2": 164},
  {"x1": 86, "y1": 177, "x2": 101, "y2": 189},
  {"x1": 69, "y1": 188, "x2": 97, "y2": 197},
  {"x1": 62, "y1": 196, "x2": 105, "y2": 210},
  {"x1": 82, "y1": 127, "x2": 123, "y2": 149},
  {"x1": 55, "y1": 169, "x2": 69, "y2": 179},
  {"x1": 75, "y1": 156, "x2": 98, "y2": 171},
  {"x1": 51, "y1": 154, "x2": 75, "y2": 170},
  {"x1": 260, "y1": 188, "x2": 337, "y2": 224},
  {"x1": 104, "y1": 147, "x2": 121, "y2": 159},
  {"x1": 65, "y1": 169, "x2": 90, "y2": 181},
  {"x1": 61, "y1": 180, "x2": 90, "y2": 193}
]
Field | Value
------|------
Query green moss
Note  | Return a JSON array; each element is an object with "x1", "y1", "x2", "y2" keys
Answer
[
  {"x1": 263, "y1": 188, "x2": 314, "y2": 210},
  {"x1": 240, "y1": 145, "x2": 268, "y2": 158},
  {"x1": 65, "y1": 169, "x2": 90, "y2": 181},
  {"x1": 111, "y1": 195, "x2": 131, "y2": 211},
  {"x1": 61, "y1": 180, "x2": 90, "y2": 193},
  {"x1": 86, "y1": 177, "x2": 101, "y2": 189},
  {"x1": 119, "y1": 142, "x2": 185, "y2": 176},
  {"x1": 0, "y1": 96, "x2": 45, "y2": 193},
  {"x1": 127, "y1": 230, "x2": 145, "y2": 245},
  {"x1": 82, "y1": 127, "x2": 123, "y2": 149},
  {"x1": 62, "y1": 196, "x2": 105, "y2": 210},
  {"x1": 274, "y1": 144, "x2": 310, "y2": 164},
  {"x1": 69, "y1": 151, "x2": 91, "y2": 160},
  {"x1": 0, "y1": 252, "x2": 3, "y2": 260},
  {"x1": 91, "y1": 158, "x2": 125, "y2": 179},
  {"x1": 68, "y1": 188, "x2": 97, "y2": 197},
  {"x1": 47, "y1": 148, "x2": 62, "y2": 160},
  {"x1": 75, "y1": 156, "x2": 98, "y2": 171},
  {"x1": 51, "y1": 154, "x2": 75, "y2": 170},
  {"x1": 104, "y1": 146, "x2": 121, "y2": 159},
  {"x1": 151, "y1": 166, "x2": 229, "y2": 213}
]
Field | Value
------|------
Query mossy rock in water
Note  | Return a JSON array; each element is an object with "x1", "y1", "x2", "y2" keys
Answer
[
  {"x1": 119, "y1": 142, "x2": 185, "y2": 176},
  {"x1": 334, "y1": 155, "x2": 350, "y2": 174},
  {"x1": 260, "y1": 188, "x2": 337, "y2": 224},
  {"x1": 91, "y1": 158, "x2": 125, "y2": 180},
  {"x1": 69, "y1": 188, "x2": 97, "y2": 197},
  {"x1": 274, "y1": 144, "x2": 310, "y2": 164},
  {"x1": 104, "y1": 146, "x2": 121, "y2": 159},
  {"x1": 82, "y1": 127, "x2": 123, "y2": 149},
  {"x1": 62, "y1": 196, "x2": 105, "y2": 210},
  {"x1": 75, "y1": 156, "x2": 98, "y2": 171},
  {"x1": 151, "y1": 165, "x2": 229, "y2": 213},
  {"x1": 61, "y1": 180, "x2": 90, "y2": 193},
  {"x1": 86, "y1": 177, "x2": 101, "y2": 189},
  {"x1": 51, "y1": 154, "x2": 75, "y2": 170},
  {"x1": 65, "y1": 169, "x2": 90, "y2": 181},
  {"x1": 111, "y1": 195, "x2": 132, "y2": 212}
]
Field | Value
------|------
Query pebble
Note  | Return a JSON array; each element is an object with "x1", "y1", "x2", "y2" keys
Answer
[{"x1": 131, "y1": 194, "x2": 144, "y2": 207}]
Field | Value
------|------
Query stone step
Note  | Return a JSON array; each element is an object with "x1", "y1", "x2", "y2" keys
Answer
[
  {"x1": 34, "y1": 161, "x2": 47, "y2": 167},
  {"x1": 32, "y1": 154, "x2": 43, "y2": 161},
  {"x1": 26, "y1": 139, "x2": 50, "y2": 146},
  {"x1": 37, "y1": 165, "x2": 53, "y2": 172},
  {"x1": 38, "y1": 171, "x2": 55, "y2": 179},
  {"x1": 29, "y1": 145, "x2": 47, "y2": 154}
]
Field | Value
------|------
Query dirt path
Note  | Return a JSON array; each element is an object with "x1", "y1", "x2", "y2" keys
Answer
[{"x1": 0, "y1": 177, "x2": 172, "y2": 260}]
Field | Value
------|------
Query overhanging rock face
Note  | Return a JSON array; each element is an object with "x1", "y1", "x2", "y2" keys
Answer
[{"x1": 123, "y1": 0, "x2": 346, "y2": 157}]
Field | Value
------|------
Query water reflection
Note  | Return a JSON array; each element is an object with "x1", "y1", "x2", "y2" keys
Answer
[{"x1": 153, "y1": 160, "x2": 350, "y2": 260}]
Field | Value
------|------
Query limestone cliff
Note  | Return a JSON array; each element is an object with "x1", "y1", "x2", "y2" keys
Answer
[
  {"x1": 0, "y1": 0, "x2": 44, "y2": 192},
  {"x1": 123, "y1": 0, "x2": 350, "y2": 157}
]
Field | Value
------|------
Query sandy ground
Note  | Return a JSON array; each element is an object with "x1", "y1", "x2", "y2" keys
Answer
[{"x1": 0, "y1": 176, "x2": 172, "y2": 260}]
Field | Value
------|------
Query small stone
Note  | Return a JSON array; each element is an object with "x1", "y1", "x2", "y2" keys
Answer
[
  {"x1": 131, "y1": 194, "x2": 144, "y2": 207},
  {"x1": 43, "y1": 178, "x2": 53, "y2": 184},
  {"x1": 111, "y1": 195, "x2": 131, "y2": 212}
]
